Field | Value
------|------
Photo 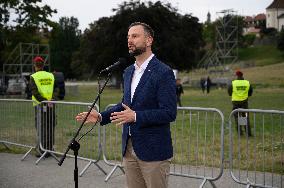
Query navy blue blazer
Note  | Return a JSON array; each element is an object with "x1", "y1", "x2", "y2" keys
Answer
[{"x1": 100, "y1": 56, "x2": 177, "y2": 161}]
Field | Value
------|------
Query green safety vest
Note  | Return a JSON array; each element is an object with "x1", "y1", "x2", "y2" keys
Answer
[
  {"x1": 31, "y1": 71, "x2": 54, "y2": 106},
  {"x1": 232, "y1": 80, "x2": 250, "y2": 101}
]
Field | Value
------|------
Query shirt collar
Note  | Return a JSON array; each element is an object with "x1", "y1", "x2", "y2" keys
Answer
[{"x1": 134, "y1": 54, "x2": 154, "y2": 70}]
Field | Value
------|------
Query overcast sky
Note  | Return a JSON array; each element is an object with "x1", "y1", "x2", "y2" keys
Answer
[{"x1": 42, "y1": 0, "x2": 273, "y2": 31}]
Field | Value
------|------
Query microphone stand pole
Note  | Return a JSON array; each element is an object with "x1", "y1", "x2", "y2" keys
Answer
[{"x1": 58, "y1": 71, "x2": 112, "y2": 188}]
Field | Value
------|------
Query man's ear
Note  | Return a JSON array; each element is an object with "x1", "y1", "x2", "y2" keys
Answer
[{"x1": 146, "y1": 36, "x2": 153, "y2": 47}]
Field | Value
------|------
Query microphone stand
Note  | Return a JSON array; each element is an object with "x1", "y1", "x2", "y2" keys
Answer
[{"x1": 58, "y1": 71, "x2": 112, "y2": 188}]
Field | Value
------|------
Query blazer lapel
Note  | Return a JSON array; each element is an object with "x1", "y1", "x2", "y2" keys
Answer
[
  {"x1": 124, "y1": 66, "x2": 135, "y2": 105},
  {"x1": 131, "y1": 58, "x2": 156, "y2": 104}
]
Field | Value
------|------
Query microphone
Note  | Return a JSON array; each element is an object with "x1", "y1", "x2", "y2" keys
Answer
[{"x1": 100, "y1": 58, "x2": 126, "y2": 73}]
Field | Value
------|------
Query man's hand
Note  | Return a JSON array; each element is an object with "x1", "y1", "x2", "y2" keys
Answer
[
  {"x1": 110, "y1": 103, "x2": 135, "y2": 126},
  {"x1": 76, "y1": 110, "x2": 100, "y2": 124}
]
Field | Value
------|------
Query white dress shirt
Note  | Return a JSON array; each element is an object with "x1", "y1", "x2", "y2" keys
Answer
[
  {"x1": 129, "y1": 54, "x2": 154, "y2": 136},
  {"x1": 131, "y1": 54, "x2": 154, "y2": 102}
]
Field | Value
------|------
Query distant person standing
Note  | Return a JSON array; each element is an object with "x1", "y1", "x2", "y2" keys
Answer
[
  {"x1": 53, "y1": 71, "x2": 65, "y2": 100},
  {"x1": 228, "y1": 70, "x2": 253, "y2": 136},
  {"x1": 24, "y1": 75, "x2": 32, "y2": 99},
  {"x1": 206, "y1": 76, "x2": 212, "y2": 94},
  {"x1": 200, "y1": 77, "x2": 206, "y2": 93},
  {"x1": 176, "y1": 78, "x2": 184, "y2": 107},
  {"x1": 30, "y1": 56, "x2": 56, "y2": 157}
]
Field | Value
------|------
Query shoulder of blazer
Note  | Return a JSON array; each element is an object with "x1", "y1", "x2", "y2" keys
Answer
[
  {"x1": 124, "y1": 64, "x2": 134, "y2": 74},
  {"x1": 149, "y1": 56, "x2": 172, "y2": 73}
]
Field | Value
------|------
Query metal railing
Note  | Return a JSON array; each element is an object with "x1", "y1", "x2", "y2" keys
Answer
[
  {"x1": 171, "y1": 107, "x2": 224, "y2": 188},
  {"x1": 0, "y1": 99, "x2": 36, "y2": 160},
  {"x1": 2, "y1": 99, "x2": 284, "y2": 188},
  {"x1": 101, "y1": 104, "x2": 125, "y2": 182},
  {"x1": 101, "y1": 105, "x2": 225, "y2": 187},
  {"x1": 0, "y1": 99, "x2": 106, "y2": 176},
  {"x1": 229, "y1": 108, "x2": 284, "y2": 188},
  {"x1": 39, "y1": 101, "x2": 106, "y2": 176}
]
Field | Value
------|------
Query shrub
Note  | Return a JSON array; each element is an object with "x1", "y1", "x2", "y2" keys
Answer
[
  {"x1": 277, "y1": 29, "x2": 284, "y2": 51},
  {"x1": 243, "y1": 34, "x2": 256, "y2": 47}
]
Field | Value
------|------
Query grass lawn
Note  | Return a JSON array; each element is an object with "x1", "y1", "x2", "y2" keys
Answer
[
  {"x1": 238, "y1": 45, "x2": 284, "y2": 66},
  {"x1": 1, "y1": 45, "x2": 284, "y2": 175},
  {"x1": 48, "y1": 85, "x2": 284, "y2": 174},
  {"x1": 1, "y1": 86, "x2": 283, "y2": 175},
  {"x1": 63, "y1": 85, "x2": 284, "y2": 117}
]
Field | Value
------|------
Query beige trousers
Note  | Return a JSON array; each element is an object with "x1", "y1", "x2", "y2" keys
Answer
[{"x1": 122, "y1": 138, "x2": 170, "y2": 188}]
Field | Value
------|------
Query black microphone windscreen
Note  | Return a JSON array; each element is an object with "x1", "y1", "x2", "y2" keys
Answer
[{"x1": 118, "y1": 57, "x2": 126, "y2": 65}]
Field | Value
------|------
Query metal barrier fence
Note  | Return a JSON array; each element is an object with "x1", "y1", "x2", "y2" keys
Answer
[
  {"x1": 2, "y1": 99, "x2": 284, "y2": 188},
  {"x1": 39, "y1": 101, "x2": 106, "y2": 176},
  {"x1": 229, "y1": 108, "x2": 284, "y2": 188},
  {"x1": 101, "y1": 105, "x2": 225, "y2": 187},
  {"x1": 0, "y1": 99, "x2": 106, "y2": 176},
  {"x1": 101, "y1": 104, "x2": 125, "y2": 182},
  {"x1": 0, "y1": 99, "x2": 36, "y2": 160},
  {"x1": 171, "y1": 107, "x2": 224, "y2": 188}
]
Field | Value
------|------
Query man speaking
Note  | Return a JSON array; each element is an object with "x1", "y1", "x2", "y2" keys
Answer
[{"x1": 76, "y1": 22, "x2": 177, "y2": 188}]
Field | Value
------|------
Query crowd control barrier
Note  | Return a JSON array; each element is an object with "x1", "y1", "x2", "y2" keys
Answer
[
  {"x1": 39, "y1": 101, "x2": 106, "y2": 176},
  {"x1": 2, "y1": 99, "x2": 284, "y2": 188},
  {"x1": 0, "y1": 99, "x2": 36, "y2": 160},
  {"x1": 101, "y1": 105, "x2": 225, "y2": 188},
  {"x1": 170, "y1": 107, "x2": 224, "y2": 188},
  {"x1": 101, "y1": 104, "x2": 125, "y2": 181},
  {"x1": 229, "y1": 108, "x2": 284, "y2": 188},
  {"x1": 0, "y1": 99, "x2": 106, "y2": 176}
]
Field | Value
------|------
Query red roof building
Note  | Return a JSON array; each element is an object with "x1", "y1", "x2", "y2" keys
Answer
[
  {"x1": 243, "y1": 13, "x2": 266, "y2": 35},
  {"x1": 267, "y1": 0, "x2": 284, "y2": 9}
]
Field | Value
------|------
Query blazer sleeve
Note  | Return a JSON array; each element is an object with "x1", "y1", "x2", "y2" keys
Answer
[
  {"x1": 228, "y1": 83, "x2": 233, "y2": 96},
  {"x1": 248, "y1": 85, "x2": 253, "y2": 96},
  {"x1": 100, "y1": 102, "x2": 123, "y2": 125},
  {"x1": 135, "y1": 69, "x2": 177, "y2": 127},
  {"x1": 100, "y1": 69, "x2": 128, "y2": 126}
]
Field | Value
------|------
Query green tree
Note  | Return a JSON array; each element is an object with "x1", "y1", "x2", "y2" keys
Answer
[
  {"x1": 49, "y1": 17, "x2": 81, "y2": 78},
  {"x1": 202, "y1": 22, "x2": 216, "y2": 48},
  {"x1": 0, "y1": 0, "x2": 56, "y2": 70},
  {"x1": 0, "y1": 0, "x2": 56, "y2": 28},
  {"x1": 72, "y1": 0, "x2": 204, "y2": 78}
]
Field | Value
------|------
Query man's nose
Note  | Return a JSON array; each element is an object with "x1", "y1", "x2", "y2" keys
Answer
[{"x1": 128, "y1": 36, "x2": 133, "y2": 42}]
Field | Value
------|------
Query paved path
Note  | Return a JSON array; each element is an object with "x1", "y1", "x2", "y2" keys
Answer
[{"x1": 1, "y1": 152, "x2": 280, "y2": 188}]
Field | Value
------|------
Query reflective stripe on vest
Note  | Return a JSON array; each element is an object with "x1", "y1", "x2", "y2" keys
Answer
[
  {"x1": 232, "y1": 80, "x2": 250, "y2": 101},
  {"x1": 31, "y1": 71, "x2": 54, "y2": 106}
]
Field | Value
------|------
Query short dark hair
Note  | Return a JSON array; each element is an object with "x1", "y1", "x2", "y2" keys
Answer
[{"x1": 129, "y1": 22, "x2": 154, "y2": 38}]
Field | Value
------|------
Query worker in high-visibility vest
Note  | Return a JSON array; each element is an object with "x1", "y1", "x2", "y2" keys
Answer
[
  {"x1": 228, "y1": 70, "x2": 253, "y2": 136},
  {"x1": 30, "y1": 56, "x2": 56, "y2": 158}
]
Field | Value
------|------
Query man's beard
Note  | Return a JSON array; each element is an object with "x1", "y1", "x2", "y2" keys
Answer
[{"x1": 129, "y1": 46, "x2": 146, "y2": 57}]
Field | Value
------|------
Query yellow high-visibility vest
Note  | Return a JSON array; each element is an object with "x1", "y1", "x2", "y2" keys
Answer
[
  {"x1": 232, "y1": 80, "x2": 250, "y2": 101},
  {"x1": 31, "y1": 71, "x2": 54, "y2": 106}
]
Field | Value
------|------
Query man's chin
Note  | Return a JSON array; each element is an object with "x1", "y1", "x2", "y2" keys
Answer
[
  {"x1": 129, "y1": 51, "x2": 139, "y2": 57},
  {"x1": 129, "y1": 49, "x2": 145, "y2": 57}
]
